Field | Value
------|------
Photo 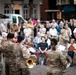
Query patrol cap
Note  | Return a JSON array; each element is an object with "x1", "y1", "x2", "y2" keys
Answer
[
  {"x1": 17, "y1": 35, "x2": 24, "y2": 43},
  {"x1": 7, "y1": 33, "x2": 14, "y2": 39}
]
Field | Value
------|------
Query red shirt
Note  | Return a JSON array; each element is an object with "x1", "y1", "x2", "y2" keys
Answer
[{"x1": 68, "y1": 45, "x2": 75, "y2": 51}]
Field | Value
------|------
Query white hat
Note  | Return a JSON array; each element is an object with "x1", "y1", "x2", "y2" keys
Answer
[{"x1": 73, "y1": 28, "x2": 76, "y2": 33}]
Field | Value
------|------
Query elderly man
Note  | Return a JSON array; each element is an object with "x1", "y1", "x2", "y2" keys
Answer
[{"x1": 33, "y1": 32, "x2": 41, "y2": 49}]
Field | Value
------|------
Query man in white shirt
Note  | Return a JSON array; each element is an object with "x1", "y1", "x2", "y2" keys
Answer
[
  {"x1": 24, "y1": 25, "x2": 32, "y2": 37},
  {"x1": 49, "y1": 25, "x2": 58, "y2": 39}
]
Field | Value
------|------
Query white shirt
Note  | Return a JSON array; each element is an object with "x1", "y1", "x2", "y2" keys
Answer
[
  {"x1": 49, "y1": 28, "x2": 58, "y2": 36},
  {"x1": 46, "y1": 38, "x2": 51, "y2": 46},
  {"x1": 0, "y1": 23, "x2": 7, "y2": 32},
  {"x1": 24, "y1": 28, "x2": 32, "y2": 36},
  {"x1": 66, "y1": 28, "x2": 72, "y2": 37},
  {"x1": 40, "y1": 28, "x2": 46, "y2": 36}
]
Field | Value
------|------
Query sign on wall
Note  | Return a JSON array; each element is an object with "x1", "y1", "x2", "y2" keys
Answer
[{"x1": 57, "y1": 12, "x2": 61, "y2": 19}]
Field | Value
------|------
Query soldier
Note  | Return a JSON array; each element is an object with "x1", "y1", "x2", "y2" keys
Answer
[
  {"x1": 14, "y1": 35, "x2": 30, "y2": 75},
  {"x1": 0, "y1": 34, "x2": 30, "y2": 75},
  {"x1": 46, "y1": 39, "x2": 68, "y2": 75},
  {"x1": 0, "y1": 33, "x2": 17, "y2": 75}
]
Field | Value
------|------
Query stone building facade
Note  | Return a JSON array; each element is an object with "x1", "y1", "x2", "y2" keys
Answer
[
  {"x1": 0, "y1": 0, "x2": 76, "y2": 20},
  {"x1": 0, "y1": 0, "x2": 41, "y2": 20}
]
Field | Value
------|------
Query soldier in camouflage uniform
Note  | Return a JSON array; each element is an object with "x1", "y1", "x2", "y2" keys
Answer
[
  {"x1": 46, "y1": 39, "x2": 68, "y2": 75},
  {"x1": 14, "y1": 35, "x2": 30, "y2": 75},
  {"x1": 0, "y1": 33, "x2": 21, "y2": 75}
]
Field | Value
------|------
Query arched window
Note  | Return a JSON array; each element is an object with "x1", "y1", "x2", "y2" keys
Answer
[
  {"x1": 33, "y1": 4, "x2": 37, "y2": 19},
  {"x1": 4, "y1": 4, "x2": 10, "y2": 14},
  {"x1": 23, "y1": 4, "x2": 29, "y2": 19}
]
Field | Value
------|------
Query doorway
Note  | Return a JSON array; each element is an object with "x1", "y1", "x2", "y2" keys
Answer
[
  {"x1": 14, "y1": 4, "x2": 20, "y2": 14},
  {"x1": 15, "y1": 10, "x2": 20, "y2": 14}
]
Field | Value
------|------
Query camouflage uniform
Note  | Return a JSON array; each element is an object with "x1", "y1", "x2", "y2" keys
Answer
[
  {"x1": 46, "y1": 50, "x2": 67, "y2": 75},
  {"x1": 0, "y1": 40, "x2": 20, "y2": 75},
  {"x1": 0, "y1": 57, "x2": 2, "y2": 75},
  {"x1": 14, "y1": 43, "x2": 30, "y2": 75}
]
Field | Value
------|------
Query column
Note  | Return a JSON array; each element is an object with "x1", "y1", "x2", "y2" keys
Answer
[
  {"x1": 20, "y1": 5, "x2": 23, "y2": 16},
  {"x1": 37, "y1": 3, "x2": 40, "y2": 20},
  {"x1": 29, "y1": 0, "x2": 33, "y2": 18},
  {"x1": 0, "y1": 0, "x2": 1, "y2": 13},
  {"x1": 0, "y1": 0, "x2": 4, "y2": 14}
]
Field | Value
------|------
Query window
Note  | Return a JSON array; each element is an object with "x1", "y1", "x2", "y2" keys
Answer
[
  {"x1": 12, "y1": 16, "x2": 17, "y2": 23},
  {"x1": 56, "y1": 0, "x2": 70, "y2": 5},
  {"x1": 23, "y1": 4, "x2": 29, "y2": 19},
  {"x1": 62, "y1": 0, "x2": 66, "y2": 4},
  {"x1": 33, "y1": 4, "x2": 37, "y2": 19},
  {"x1": 18, "y1": 16, "x2": 24, "y2": 23},
  {"x1": 56, "y1": 0, "x2": 61, "y2": 4},
  {"x1": 62, "y1": 0, "x2": 70, "y2": 4},
  {"x1": 66, "y1": 0, "x2": 70, "y2": 4},
  {"x1": 4, "y1": 4, "x2": 10, "y2": 14}
]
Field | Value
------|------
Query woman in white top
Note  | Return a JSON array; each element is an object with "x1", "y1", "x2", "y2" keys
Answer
[{"x1": 24, "y1": 25, "x2": 32, "y2": 37}]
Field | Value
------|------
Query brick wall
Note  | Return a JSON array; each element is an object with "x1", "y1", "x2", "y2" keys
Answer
[{"x1": 40, "y1": 0, "x2": 48, "y2": 20}]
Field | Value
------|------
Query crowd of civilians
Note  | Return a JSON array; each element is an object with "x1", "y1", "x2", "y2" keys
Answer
[{"x1": 0, "y1": 18, "x2": 76, "y2": 65}]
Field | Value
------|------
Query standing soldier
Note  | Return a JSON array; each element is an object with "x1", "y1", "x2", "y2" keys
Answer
[
  {"x1": 46, "y1": 39, "x2": 68, "y2": 75},
  {"x1": 0, "y1": 34, "x2": 31, "y2": 75},
  {"x1": 14, "y1": 35, "x2": 30, "y2": 75},
  {"x1": 0, "y1": 33, "x2": 17, "y2": 75}
]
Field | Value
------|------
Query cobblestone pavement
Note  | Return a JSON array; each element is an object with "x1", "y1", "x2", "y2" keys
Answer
[{"x1": 29, "y1": 65, "x2": 76, "y2": 75}]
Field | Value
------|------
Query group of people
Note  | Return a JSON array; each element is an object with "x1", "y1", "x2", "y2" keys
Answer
[
  {"x1": 0, "y1": 33, "x2": 31, "y2": 75},
  {"x1": 0, "y1": 18, "x2": 76, "y2": 75}
]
